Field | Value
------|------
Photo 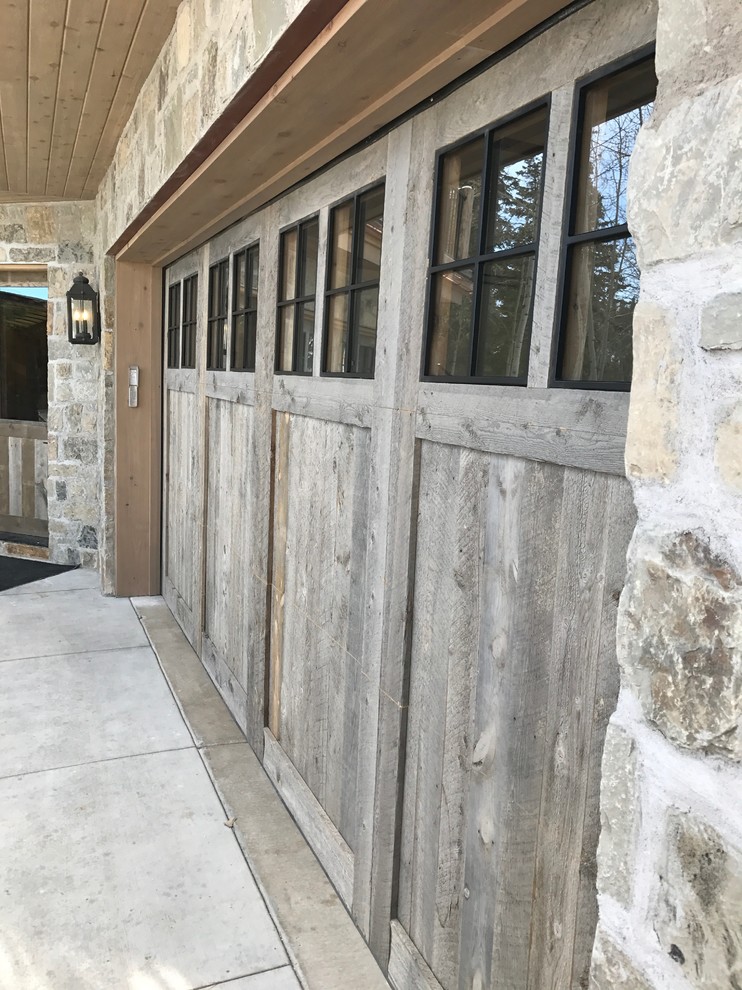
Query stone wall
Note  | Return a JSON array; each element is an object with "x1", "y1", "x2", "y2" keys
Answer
[
  {"x1": 0, "y1": 202, "x2": 101, "y2": 569},
  {"x1": 590, "y1": 1, "x2": 742, "y2": 987},
  {"x1": 95, "y1": 0, "x2": 311, "y2": 253}
]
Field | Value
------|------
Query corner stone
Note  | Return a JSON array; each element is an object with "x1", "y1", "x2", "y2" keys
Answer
[
  {"x1": 618, "y1": 531, "x2": 742, "y2": 761},
  {"x1": 654, "y1": 812, "x2": 742, "y2": 989},
  {"x1": 590, "y1": 928, "x2": 655, "y2": 990},
  {"x1": 701, "y1": 292, "x2": 742, "y2": 350}
]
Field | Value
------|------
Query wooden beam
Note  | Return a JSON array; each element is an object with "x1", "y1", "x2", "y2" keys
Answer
[
  {"x1": 112, "y1": 0, "x2": 571, "y2": 264},
  {"x1": 114, "y1": 260, "x2": 162, "y2": 596}
]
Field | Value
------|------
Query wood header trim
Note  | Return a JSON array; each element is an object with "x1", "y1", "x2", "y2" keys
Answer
[{"x1": 108, "y1": 0, "x2": 348, "y2": 257}]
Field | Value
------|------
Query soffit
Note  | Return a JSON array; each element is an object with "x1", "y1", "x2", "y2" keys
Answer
[
  {"x1": 0, "y1": 0, "x2": 180, "y2": 201},
  {"x1": 116, "y1": 0, "x2": 574, "y2": 265}
]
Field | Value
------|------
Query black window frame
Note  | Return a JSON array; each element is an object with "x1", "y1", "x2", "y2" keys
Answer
[
  {"x1": 181, "y1": 273, "x2": 198, "y2": 369},
  {"x1": 166, "y1": 282, "x2": 181, "y2": 369},
  {"x1": 551, "y1": 45, "x2": 657, "y2": 392},
  {"x1": 276, "y1": 214, "x2": 320, "y2": 376},
  {"x1": 421, "y1": 96, "x2": 551, "y2": 386},
  {"x1": 322, "y1": 179, "x2": 386, "y2": 379},
  {"x1": 207, "y1": 257, "x2": 230, "y2": 372},
  {"x1": 231, "y1": 241, "x2": 260, "y2": 372}
]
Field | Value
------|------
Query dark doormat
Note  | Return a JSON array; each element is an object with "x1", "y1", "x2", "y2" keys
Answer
[{"x1": 0, "y1": 556, "x2": 76, "y2": 593}]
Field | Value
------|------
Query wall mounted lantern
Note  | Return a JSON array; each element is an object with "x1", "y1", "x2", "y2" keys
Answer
[{"x1": 66, "y1": 272, "x2": 100, "y2": 345}]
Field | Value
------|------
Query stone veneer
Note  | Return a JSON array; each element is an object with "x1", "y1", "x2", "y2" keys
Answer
[
  {"x1": 0, "y1": 202, "x2": 103, "y2": 570},
  {"x1": 590, "y1": 0, "x2": 742, "y2": 987}
]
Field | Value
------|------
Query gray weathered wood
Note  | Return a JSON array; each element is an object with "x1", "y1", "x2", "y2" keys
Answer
[
  {"x1": 263, "y1": 728, "x2": 355, "y2": 906},
  {"x1": 416, "y1": 386, "x2": 629, "y2": 477},
  {"x1": 388, "y1": 922, "x2": 445, "y2": 990},
  {"x1": 275, "y1": 412, "x2": 370, "y2": 850}
]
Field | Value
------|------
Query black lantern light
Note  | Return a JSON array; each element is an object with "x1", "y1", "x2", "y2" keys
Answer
[{"x1": 66, "y1": 272, "x2": 100, "y2": 345}]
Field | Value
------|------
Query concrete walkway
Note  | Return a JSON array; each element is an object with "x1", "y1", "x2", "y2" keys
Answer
[{"x1": 0, "y1": 570, "x2": 299, "y2": 990}]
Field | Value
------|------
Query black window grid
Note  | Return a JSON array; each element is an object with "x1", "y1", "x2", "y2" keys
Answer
[
  {"x1": 550, "y1": 46, "x2": 656, "y2": 392},
  {"x1": 231, "y1": 243, "x2": 259, "y2": 372},
  {"x1": 181, "y1": 273, "x2": 198, "y2": 369},
  {"x1": 207, "y1": 258, "x2": 229, "y2": 371},
  {"x1": 166, "y1": 283, "x2": 180, "y2": 369},
  {"x1": 422, "y1": 99, "x2": 550, "y2": 385},
  {"x1": 322, "y1": 181, "x2": 385, "y2": 379},
  {"x1": 276, "y1": 216, "x2": 319, "y2": 375}
]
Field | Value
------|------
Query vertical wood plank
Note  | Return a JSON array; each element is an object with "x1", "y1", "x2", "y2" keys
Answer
[
  {"x1": 457, "y1": 457, "x2": 564, "y2": 990},
  {"x1": 8, "y1": 437, "x2": 22, "y2": 516},
  {"x1": 21, "y1": 436, "x2": 36, "y2": 518},
  {"x1": 0, "y1": 433, "x2": 10, "y2": 514},
  {"x1": 269, "y1": 411, "x2": 290, "y2": 737},
  {"x1": 568, "y1": 479, "x2": 635, "y2": 989},
  {"x1": 35, "y1": 436, "x2": 48, "y2": 520}
]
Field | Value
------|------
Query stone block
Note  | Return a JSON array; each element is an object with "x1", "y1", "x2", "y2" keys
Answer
[
  {"x1": 26, "y1": 206, "x2": 56, "y2": 243},
  {"x1": 78, "y1": 526, "x2": 98, "y2": 550},
  {"x1": 596, "y1": 723, "x2": 640, "y2": 908},
  {"x1": 629, "y1": 78, "x2": 742, "y2": 265},
  {"x1": 654, "y1": 812, "x2": 742, "y2": 989},
  {"x1": 58, "y1": 242, "x2": 95, "y2": 265},
  {"x1": 590, "y1": 927, "x2": 654, "y2": 990},
  {"x1": 9, "y1": 246, "x2": 54, "y2": 264},
  {"x1": 619, "y1": 531, "x2": 742, "y2": 761},
  {"x1": 716, "y1": 403, "x2": 742, "y2": 492},
  {"x1": 701, "y1": 292, "x2": 742, "y2": 351},
  {"x1": 62, "y1": 436, "x2": 98, "y2": 465},
  {"x1": 625, "y1": 302, "x2": 679, "y2": 482},
  {"x1": 0, "y1": 223, "x2": 26, "y2": 243}
]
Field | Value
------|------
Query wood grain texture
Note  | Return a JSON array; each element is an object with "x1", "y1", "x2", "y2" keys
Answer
[
  {"x1": 263, "y1": 728, "x2": 355, "y2": 906},
  {"x1": 389, "y1": 922, "x2": 445, "y2": 990},
  {"x1": 397, "y1": 444, "x2": 634, "y2": 990},
  {"x1": 273, "y1": 412, "x2": 371, "y2": 853},
  {"x1": 0, "y1": 424, "x2": 48, "y2": 538},
  {"x1": 162, "y1": 386, "x2": 199, "y2": 640},
  {"x1": 203, "y1": 396, "x2": 255, "y2": 689}
]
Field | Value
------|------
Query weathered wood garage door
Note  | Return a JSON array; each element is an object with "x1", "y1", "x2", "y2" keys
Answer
[{"x1": 160, "y1": 1, "x2": 654, "y2": 985}]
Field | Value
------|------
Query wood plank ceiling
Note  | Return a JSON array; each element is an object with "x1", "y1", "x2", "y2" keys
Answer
[{"x1": 0, "y1": 0, "x2": 180, "y2": 201}]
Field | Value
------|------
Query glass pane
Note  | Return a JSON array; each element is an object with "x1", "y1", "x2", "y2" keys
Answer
[
  {"x1": 232, "y1": 314, "x2": 246, "y2": 370},
  {"x1": 435, "y1": 137, "x2": 484, "y2": 265},
  {"x1": 325, "y1": 293, "x2": 349, "y2": 372},
  {"x1": 297, "y1": 301, "x2": 315, "y2": 373},
  {"x1": 0, "y1": 290, "x2": 48, "y2": 421},
  {"x1": 356, "y1": 186, "x2": 385, "y2": 283},
  {"x1": 300, "y1": 219, "x2": 319, "y2": 297},
  {"x1": 247, "y1": 247, "x2": 259, "y2": 310},
  {"x1": 330, "y1": 202, "x2": 354, "y2": 289},
  {"x1": 246, "y1": 312, "x2": 257, "y2": 370},
  {"x1": 560, "y1": 235, "x2": 638, "y2": 383},
  {"x1": 426, "y1": 267, "x2": 474, "y2": 377},
  {"x1": 486, "y1": 107, "x2": 547, "y2": 252},
  {"x1": 574, "y1": 58, "x2": 657, "y2": 234},
  {"x1": 209, "y1": 267, "x2": 220, "y2": 317},
  {"x1": 233, "y1": 252, "x2": 246, "y2": 312},
  {"x1": 281, "y1": 229, "x2": 298, "y2": 301},
  {"x1": 475, "y1": 255, "x2": 535, "y2": 379},
  {"x1": 167, "y1": 284, "x2": 180, "y2": 368},
  {"x1": 278, "y1": 306, "x2": 294, "y2": 371},
  {"x1": 220, "y1": 262, "x2": 229, "y2": 315},
  {"x1": 350, "y1": 287, "x2": 378, "y2": 376}
]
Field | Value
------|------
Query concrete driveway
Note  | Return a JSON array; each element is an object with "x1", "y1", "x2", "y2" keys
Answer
[{"x1": 0, "y1": 569, "x2": 298, "y2": 990}]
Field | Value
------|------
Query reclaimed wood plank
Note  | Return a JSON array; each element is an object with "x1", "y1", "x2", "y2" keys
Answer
[
  {"x1": 527, "y1": 468, "x2": 611, "y2": 989},
  {"x1": 389, "y1": 921, "x2": 446, "y2": 990},
  {"x1": 457, "y1": 457, "x2": 564, "y2": 990},
  {"x1": 0, "y1": 434, "x2": 9, "y2": 515},
  {"x1": 567, "y1": 478, "x2": 635, "y2": 990}
]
